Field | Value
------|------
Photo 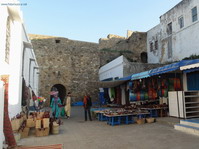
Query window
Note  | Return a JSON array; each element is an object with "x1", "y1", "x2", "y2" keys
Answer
[
  {"x1": 167, "y1": 23, "x2": 172, "y2": 35},
  {"x1": 168, "y1": 37, "x2": 172, "y2": 59},
  {"x1": 178, "y1": 16, "x2": 184, "y2": 28},
  {"x1": 155, "y1": 40, "x2": 158, "y2": 50},
  {"x1": 55, "y1": 39, "x2": 60, "y2": 43},
  {"x1": 192, "y1": 7, "x2": 198, "y2": 22},
  {"x1": 150, "y1": 42, "x2": 153, "y2": 52},
  {"x1": 5, "y1": 17, "x2": 11, "y2": 64}
]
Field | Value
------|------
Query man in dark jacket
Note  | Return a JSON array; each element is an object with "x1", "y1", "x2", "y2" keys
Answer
[{"x1": 83, "y1": 94, "x2": 92, "y2": 121}]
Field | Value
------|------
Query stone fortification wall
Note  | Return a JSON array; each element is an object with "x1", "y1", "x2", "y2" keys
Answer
[
  {"x1": 29, "y1": 34, "x2": 100, "y2": 104},
  {"x1": 29, "y1": 31, "x2": 148, "y2": 104},
  {"x1": 99, "y1": 32, "x2": 147, "y2": 66},
  {"x1": 99, "y1": 34, "x2": 126, "y2": 50}
]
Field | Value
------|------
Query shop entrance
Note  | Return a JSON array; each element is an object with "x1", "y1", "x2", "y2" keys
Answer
[{"x1": 50, "y1": 84, "x2": 66, "y2": 104}]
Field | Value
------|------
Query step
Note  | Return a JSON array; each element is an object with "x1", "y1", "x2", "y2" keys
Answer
[
  {"x1": 180, "y1": 119, "x2": 199, "y2": 128},
  {"x1": 174, "y1": 124, "x2": 199, "y2": 136}
]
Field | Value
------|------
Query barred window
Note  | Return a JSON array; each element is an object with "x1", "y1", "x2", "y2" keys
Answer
[
  {"x1": 192, "y1": 6, "x2": 198, "y2": 22},
  {"x1": 155, "y1": 40, "x2": 158, "y2": 50},
  {"x1": 167, "y1": 23, "x2": 172, "y2": 35},
  {"x1": 150, "y1": 42, "x2": 153, "y2": 52},
  {"x1": 5, "y1": 17, "x2": 11, "y2": 64},
  {"x1": 178, "y1": 16, "x2": 184, "y2": 29}
]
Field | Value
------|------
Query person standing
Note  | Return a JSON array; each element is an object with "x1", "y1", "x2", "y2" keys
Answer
[
  {"x1": 65, "y1": 92, "x2": 72, "y2": 119},
  {"x1": 50, "y1": 91, "x2": 62, "y2": 119},
  {"x1": 83, "y1": 94, "x2": 92, "y2": 121}
]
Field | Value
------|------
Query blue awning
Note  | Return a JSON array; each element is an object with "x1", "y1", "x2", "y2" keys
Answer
[
  {"x1": 150, "y1": 59, "x2": 199, "y2": 76},
  {"x1": 118, "y1": 75, "x2": 132, "y2": 81},
  {"x1": 180, "y1": 61, "x2": 199, "y2": 73},
  {"x1": 131, "y1": 71, "x2": 150, "y2": 80}
]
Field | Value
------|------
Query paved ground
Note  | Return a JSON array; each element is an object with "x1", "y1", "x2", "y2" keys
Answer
[{"x1": 19, "y1": 106, "x2": 199, "y2": 149}]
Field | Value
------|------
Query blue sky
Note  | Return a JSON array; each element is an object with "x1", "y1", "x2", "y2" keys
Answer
[{"x1": 20, "y1": 0, "x2": 182, "y2": 43}]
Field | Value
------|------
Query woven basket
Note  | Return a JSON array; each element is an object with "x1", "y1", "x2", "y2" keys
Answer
[
  {"x1": 146, "y1": 118, "x2": 155, "y2": 123},
  {"x1": 43, "y1": 118, "x2": 50, "y2": 128},
  {"x1": 19, "y1": 127, "x2": 30, "y2": 138},
  {"x1": 26, "y1": 118, "x2": 35, "y2": 128},
  {"x1": 11, "y1": 119, "x2": 21, "y2": 131},
  {"x1": 52, "y1": 122, "x2": 59, "y2": 134},
  {"x1": 14, "y1": 132, "x2": 21, "y2": 142},
  {"x1": 136, "y1": 118, "x2": 145, "y2": 124},
  {"x1": 35, "y1": 128, "x2": 49, "y2": 137}
]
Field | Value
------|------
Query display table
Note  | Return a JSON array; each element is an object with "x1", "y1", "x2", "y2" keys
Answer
[
  {"x1": 104, "y1": 114, "x2": 134, "y2": 126},
  {"x1": 104, "y1": 112, "x2": 150, "y2": 126},
  {"x1": 94, "y1": 111, "x2": 107, "y2": 121},
  {"x1": 141, "y1": 107, "x2": 168, "y2": 117}
]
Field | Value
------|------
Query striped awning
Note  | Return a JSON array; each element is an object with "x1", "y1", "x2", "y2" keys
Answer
[{"x1": 131, "y1": 71, "x2": 150, "y2": 80}]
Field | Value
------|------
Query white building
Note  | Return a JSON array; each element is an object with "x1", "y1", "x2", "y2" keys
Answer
[
  {"x1": 0, "y1": 1, "x2": 39, "y2": 147},
  {"x1": 99, "y1": 55, "x2": 125, "y2": 81},
  {"x1": 147, "y1": 0, "x2": 199, "y2": 63}
]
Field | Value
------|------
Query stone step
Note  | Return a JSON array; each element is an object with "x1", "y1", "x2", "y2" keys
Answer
[
  {"x1": 180, "y1": 119, "x2": 199, "y2": 128},
  {"x1": 174, "y1": 124, "x2": 199, "y2": 136}
]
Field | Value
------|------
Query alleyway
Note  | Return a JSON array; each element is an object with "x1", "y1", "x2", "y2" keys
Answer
[{"x1": 19, "y1": 106, "x2": 199, "y2": 149}]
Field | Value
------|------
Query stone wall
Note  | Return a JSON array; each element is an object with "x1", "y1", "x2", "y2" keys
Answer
[
  {"x1": 29, "y1": 34, "x2": 100, "y2": 104},
  {"x1": 29, "y1": 31, "x2": 148, "y2": 104},
  {"x1": 99, "y1": 34, "x2": 126, "y2": 50},
  {"x1": 99, "y1": 32, "x2": 147, "y2": 66}
]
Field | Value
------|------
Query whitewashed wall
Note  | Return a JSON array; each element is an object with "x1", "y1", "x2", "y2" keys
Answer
[
  {"x1": 0, "y1": 1, "x2": 39, "y2": 119},
  {"x1": 147, "y1": 24, "x2": 162, "y2": 63},
  {"x1": 0, "y1": 81, "x2": 5, "y2": 149},
  {"x1": 99, "y1": 55, "x2": 124, "y2": 81},
  {"x1": 147, "y1": 0, "x2": 199, "y2": 63}
]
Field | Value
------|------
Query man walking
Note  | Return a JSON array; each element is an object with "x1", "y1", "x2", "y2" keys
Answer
[{"x1": 83, "y1": 94, "x2": 92, "y2": 121}]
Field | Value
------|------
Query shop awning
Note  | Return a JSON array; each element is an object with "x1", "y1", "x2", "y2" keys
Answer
[
  {"x1": 131, "y1": 71, "x2": 150, "y2": 80},
  {"x1": 118, "y1": 75, "x2": 132, "y2": 81},
  {"x1": 180, "y1": 62, "x2": 199, "y2": 73},
  {"x1": 150, "y1": 59, "x2": 199, "y2": 76}
]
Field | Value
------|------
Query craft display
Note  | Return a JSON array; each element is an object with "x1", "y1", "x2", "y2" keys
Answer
[{"x1": 130, "y1": 77, "x2": 182, "y2": 102}]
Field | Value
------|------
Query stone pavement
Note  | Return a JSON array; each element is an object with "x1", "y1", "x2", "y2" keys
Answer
[{"x1": 19, "y1": 106, "x2": 199, "y2": 149}]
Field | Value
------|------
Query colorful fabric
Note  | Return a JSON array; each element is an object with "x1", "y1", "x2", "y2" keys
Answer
[{"x1": 50, "y1": 97, "x2": 62, "y2": 118}]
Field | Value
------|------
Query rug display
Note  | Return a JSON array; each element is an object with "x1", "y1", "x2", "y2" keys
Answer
[{"x1": 17, "y1": 144, "x2": 63, "y2": 149}]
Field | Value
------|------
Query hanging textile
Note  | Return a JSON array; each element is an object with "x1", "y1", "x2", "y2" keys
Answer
[
  {"x1": 103, "y1": 88, "x2": 111, "y2": 104},
  {"x1": 1, "y1": 75, "x2": 17, "y2": 148},
  {"x1": 116, "y1": 87, "x2": 121, "y2": 105}
]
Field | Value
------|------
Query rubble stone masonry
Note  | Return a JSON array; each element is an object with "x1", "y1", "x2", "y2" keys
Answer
[{"x1": 29, "y1": 31, "x2": 147, "y2": 103}]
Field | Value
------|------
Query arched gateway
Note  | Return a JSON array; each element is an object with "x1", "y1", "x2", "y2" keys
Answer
[{"x1": 50, "y1": 84, "x2": 66, "y2": 104}]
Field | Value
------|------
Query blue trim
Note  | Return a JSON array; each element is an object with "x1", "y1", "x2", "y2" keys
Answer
[
  {"x1": 175, "y1": 124, "x2": 199, "y2": 130},
  {"x1": 181, "y1": 119, "x2": 199, "y2": 124},
  {"x1": 184, "y1": 67, "x2": 199, "y2": 73},
  {"x1": 118, "y1": 75, "x2": 132, "y2": 81}
]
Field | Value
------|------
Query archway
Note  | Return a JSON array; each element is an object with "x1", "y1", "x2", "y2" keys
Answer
[
  {"x1": 141, "y1": 52, "x2": 148, "y2": 63},
  {"x1": 50, "y1": 84, "x2": 66, "y2": 104}
]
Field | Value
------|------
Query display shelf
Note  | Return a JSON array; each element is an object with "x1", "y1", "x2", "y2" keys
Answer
[
  {"x1": 186, "y1": 111, "x2": 199, "y2": 114},
  {"x1": 186, "y1": 115, "x2": 199, "y2": 118},
  {"x1": 185, "y1": 102, "x2": 199, "y2": 104},
  {"x1": 184, "y1": 91, "x2": 199, "y2": 119},
  {"x1": 186, "y1": 106, "x2": 199, "y2": 109},
  {"x1": 168, "y1": 91, "x2": 199, "y2": 118},
  {"x1": 185, "y1": 95, "x2": 199, "y2": 98}
]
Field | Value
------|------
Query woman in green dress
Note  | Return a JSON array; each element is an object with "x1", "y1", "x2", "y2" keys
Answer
[{"x1": 50, "y1": 92, "x2": 62, "y2": 119}]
